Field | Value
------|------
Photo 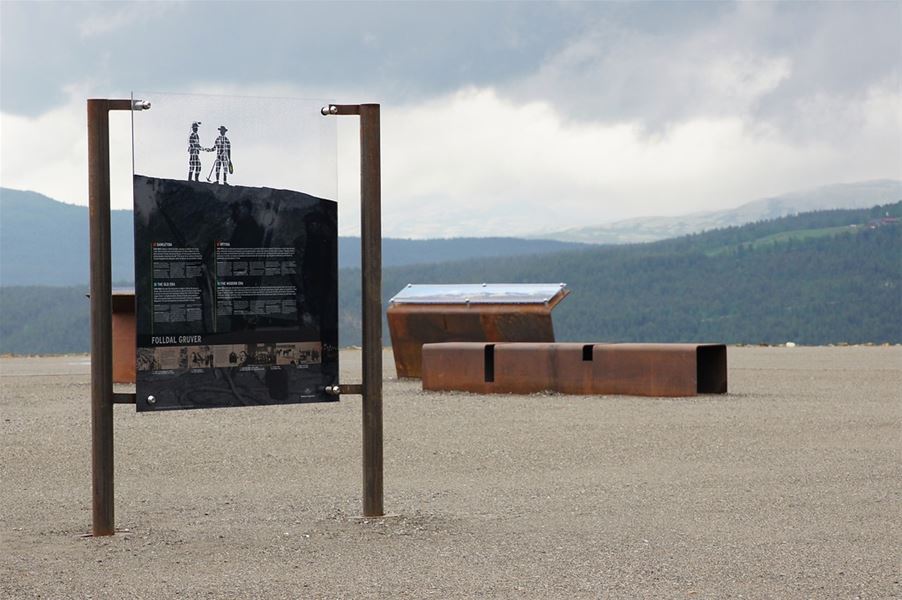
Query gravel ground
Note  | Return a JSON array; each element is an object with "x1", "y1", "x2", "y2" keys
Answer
[{"x1": 1, "y1": 346, "x2": 900, "y2": 599}]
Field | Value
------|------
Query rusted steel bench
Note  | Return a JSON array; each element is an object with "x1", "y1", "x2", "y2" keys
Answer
[{"x1": 421, "y1": 342, "x2": 727, "y2": 397}]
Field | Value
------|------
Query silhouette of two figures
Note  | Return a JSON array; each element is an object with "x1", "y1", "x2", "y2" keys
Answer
[{"x1": 188, "y1": 122, "x2": 232, "y2": 184}]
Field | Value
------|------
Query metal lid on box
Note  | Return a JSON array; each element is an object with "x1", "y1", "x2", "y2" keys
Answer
[{"x1": 389, "y1": 283, "x2": 568, "y2": 305}]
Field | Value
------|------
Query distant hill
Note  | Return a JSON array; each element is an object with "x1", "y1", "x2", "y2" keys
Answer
[
  {"x1": 356, "y1": 203, "x2": 901, "y2": 347},
  {"x1": 0, "y1": 188, "x2": 135, "y2": 285},
  {"x1": 0, "y1": 286, "x2": 90, "y2": 354},
  {"x1": 342, "y1": 237, "x2": 585, "y2": 270},
  {"x1": 2, "y1": 199, "x2": 899, "y2": 354},
  {"x1": 533, "y1": 180, "x2": 902, "y2": 244},
  {"x1": 0, "y1": 188, "x2": 586, "y2": 285}
]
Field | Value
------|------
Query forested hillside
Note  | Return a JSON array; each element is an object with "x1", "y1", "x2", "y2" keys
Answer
[
  {"x1": 346, "y1": 203, "x2": 902, "y2": 346},
  {"x1": 0, "y1": 189, "x2": 135, "y2": 285},
  {"x1": 0, "y1": 286, "x2": 90, "y2": 354},
  {"x1": 1, "y1": 204, "x2": 899, "y2": 354},
  {"x1": 341, "y1": 237, "x2": 585, "y2": 269}
]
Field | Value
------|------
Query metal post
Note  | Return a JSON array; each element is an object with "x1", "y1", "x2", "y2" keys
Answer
[
  {"x1": 87, "y1": 98, "x2": 143, "y2": 536},
  {"x1": 322, "y1": 103, "x2": 384, "y2": 517},
  {"x1": 359, "y1": 104, "x2": 383, "y2": 517},
  {"x1": 88, "y1": 99, "x2": 115, "y2": 536}
]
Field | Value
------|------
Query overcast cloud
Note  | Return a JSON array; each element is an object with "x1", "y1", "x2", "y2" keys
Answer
[{"x1": 1, "y1": 1, "x2": 899, "y2": 237}]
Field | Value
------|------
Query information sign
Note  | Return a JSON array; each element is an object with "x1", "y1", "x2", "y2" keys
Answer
[{"x1": 133, "y1": 175, "x2": 338, "y2": 411}]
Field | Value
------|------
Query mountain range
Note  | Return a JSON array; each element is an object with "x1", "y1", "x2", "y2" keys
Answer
[
  {"x1": 3, "y1": 180, "x2": 899, "y2": 285},
  {"x1": 0, "y1": 188, "x2": 584, "y2": 286},
  {"x1": 533, "y1": 180, "x2": 902, "y2": 244}
]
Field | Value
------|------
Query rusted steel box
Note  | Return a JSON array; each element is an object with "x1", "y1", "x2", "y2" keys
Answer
[
  {"x1": 421, "y1": 342, "x2": 727, "y2": 397},
  {"x1": 387, "y1": 283, "x2": 570, "y2": 379},
  {"x1": 111, "y1": 290, "x2": 136, "y2": 384}
]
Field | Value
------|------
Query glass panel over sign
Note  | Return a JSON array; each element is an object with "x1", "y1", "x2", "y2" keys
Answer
[
  {"x1": 131, "y1": 93, "x2": 338, "y2": 411},
  {"x1": 389, "y1": 283, "x2": 569, "y2": 305}
]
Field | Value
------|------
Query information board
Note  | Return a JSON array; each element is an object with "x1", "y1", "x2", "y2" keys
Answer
[{"x1": 133, "y1": 175, "x2": 338, "y2": 411}]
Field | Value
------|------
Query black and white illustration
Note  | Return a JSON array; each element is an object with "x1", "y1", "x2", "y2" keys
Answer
[
  {"x1": 210, "y1": 125, "x2": 232, "y2": 184},
  {"x1": 187, "y1": 121, "x2": 210, "y2": 181},
  {"x1": 188, "y1": 121, "x2": 233, "y2": 184},
  {"x1": 132, "y1": 92, "x2": 337, "y2": 200}
]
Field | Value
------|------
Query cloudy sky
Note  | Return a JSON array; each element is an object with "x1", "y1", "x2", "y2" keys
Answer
[{"x1": 1, "y1": 1, "x2": 900, "y2": 237}]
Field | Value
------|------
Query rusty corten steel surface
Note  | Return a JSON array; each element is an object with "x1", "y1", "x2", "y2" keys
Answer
[
  {"x1": 89, "y1": 290, "x2": 137, "y2": 384},
  {"x1": 421, "y1": 342, "x2": 727, "y2": 397},
  {"x1": 589, "y1": 344, "x2": 699, "y2": 397},
  {"x1": 112, "y1": 309, "x2": 136, "y2": 384},
  {"x1": 387, "y1": 289, "x2": 569, "y2": 379}
]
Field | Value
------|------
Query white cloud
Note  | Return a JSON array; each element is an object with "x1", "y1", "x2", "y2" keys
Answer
[
  {"x1": 510, "y1": 7, "x2": 797, "y2": 126},
  {"x1": 2, "y1": 81, "x2": 900, "y2": 238},
  {"x1": 377, "y1": 86, "x2": 900, "y2": 237},
  {"x1": 0, "y1": 87, "x2": 134, "y2": 208},
  {"x1": 507, "y1": 0, "x2": 900, "y2": 143}
]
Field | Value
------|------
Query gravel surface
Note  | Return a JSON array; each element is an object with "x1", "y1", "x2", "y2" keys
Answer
[{"x1": 1, "y1": 346, "x2": 900, "y2": 599}]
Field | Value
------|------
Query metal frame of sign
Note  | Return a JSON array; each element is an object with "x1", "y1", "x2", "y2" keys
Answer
[{"x1": 87, "y1": 99, "x2": 383, "y2": 536}]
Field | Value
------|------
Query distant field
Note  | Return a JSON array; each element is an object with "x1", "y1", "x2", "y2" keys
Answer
[
  {"x1": 749, "y1": 224, "x2": 859, "y2": 247},
  {"x1": 706, "y1": 224, "x2": 860, "y2": 255}
]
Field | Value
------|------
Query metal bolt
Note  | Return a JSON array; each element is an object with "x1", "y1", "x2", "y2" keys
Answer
[
  {"x1": 132, "y1": 99, "x2": 151, "y2": 111},
  {"x1": 146, "y1": 395, "x2": 156, "y2": 405}
]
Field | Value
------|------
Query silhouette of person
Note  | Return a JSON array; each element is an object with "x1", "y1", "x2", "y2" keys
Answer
[
  {"x1": 187, "y1": 121, "x2": 208, "y2": 181},
  {"x1": 229, "y1": 199, "x2": 264, "y2": 248},
  {"x1": 213, "y1": 125, "x2": 231, "y2": 185}
]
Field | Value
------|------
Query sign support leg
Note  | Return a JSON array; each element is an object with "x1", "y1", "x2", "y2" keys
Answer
[
  {"x1": 359, "y1": 104, "x2": 383, "y2": 517},
  {"x1": 323, "y1": 103, "x2": 384, "y2": 517},
  {"x1": 88, "y1": 99, "x2": 115, "y2": 536},
  {"x1": 87, "y1": 98, "x2": 141, "y2": 536}
]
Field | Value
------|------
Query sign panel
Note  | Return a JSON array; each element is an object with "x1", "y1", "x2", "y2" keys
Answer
[{"x1": 133, "y1": 175, "x2": 338, "y2": 411}]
